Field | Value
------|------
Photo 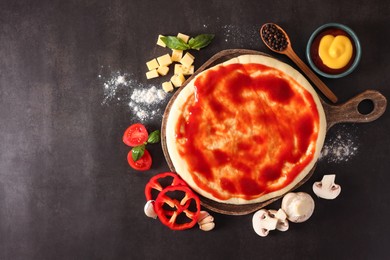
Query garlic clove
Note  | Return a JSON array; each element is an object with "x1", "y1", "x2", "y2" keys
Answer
[
  {"x1": 198, "y1": 215, "x2": 214, "y2": 226},
  {"x1": 199, "y1": 222, "x2": 215, "y2": 231},
  {"x1": 198, "y1": 211, "x2": 211, "y2": 223},
  {"x1": 197, "y1": 211, "x2": 215, "y2": 231},
  {"x1": 144, "y1": 200, "x2": 157, "y2": 219}
]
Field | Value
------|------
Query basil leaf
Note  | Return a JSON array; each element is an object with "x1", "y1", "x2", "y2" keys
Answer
[
  {"x1": 147, "y1": 130, "x2": 161, "y2": 144},
  {"x1": 161, "y1": 36, "x2": 190, "y2": 50},
  {"x1": 188, "y1": 34, "x2": 215, "y2": 50},
  {"x1": 132, "y1": 144, "x2": 145, "y2": 162}
]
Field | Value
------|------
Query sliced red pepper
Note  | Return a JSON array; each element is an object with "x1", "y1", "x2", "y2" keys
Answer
[
  {"x1": 154, "y1": 185, "x2": 201, "y2": 230},
  {"x1": 144, "y1": 172, "x2": 187, "y2": 201}
]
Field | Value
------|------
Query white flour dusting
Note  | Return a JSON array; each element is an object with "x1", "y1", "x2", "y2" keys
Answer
[
  {"x1": 221, "y1": 24, "x2": 259, "y2": 48},
  {"x1": 99, "y1": 68, "x2": 168, "y2": 121},
  {"x1": 100, "y1": 71, "x2": 131, "y2": 105},
  {"x1": 129, "y1": 86, "x2": 166, "y2": 121},
  {"x1": 319, "y1": 125, "x2": 359, "y2": 163}
]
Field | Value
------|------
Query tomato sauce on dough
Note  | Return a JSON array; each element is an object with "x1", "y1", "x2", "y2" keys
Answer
[{"x1": 175, "y1": 63, "x2": 320, "y2": 201}]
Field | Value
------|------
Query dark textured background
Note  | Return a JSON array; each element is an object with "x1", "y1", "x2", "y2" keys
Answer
[{"x1": 1, "y1": 0, "x2": 389, "y2": 259}]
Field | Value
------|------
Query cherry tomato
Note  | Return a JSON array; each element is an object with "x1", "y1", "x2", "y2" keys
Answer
[
  {"x1": 127, "y1": 149, "x2": 152, "y2": 171},
  {"x1": 123, "y1": 123, "x2": 148, "y2": 147}
]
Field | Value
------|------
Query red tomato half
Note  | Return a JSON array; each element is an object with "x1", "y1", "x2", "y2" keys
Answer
[
  {"x1": 123, "y1": 123, "x2": 148, "y2": 147},
  {"x1": 127, "y1": 149, "x2": 152, "y2": 171}
]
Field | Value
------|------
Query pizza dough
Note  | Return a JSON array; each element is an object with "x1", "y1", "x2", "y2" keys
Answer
[{"x1": 165, "y1": 55, "x2": 326, "y2": 205}]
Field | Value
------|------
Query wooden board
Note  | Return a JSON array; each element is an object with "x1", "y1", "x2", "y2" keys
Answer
[{"x1": 161, "y1": 49, "x2": 387, "y2": 215}]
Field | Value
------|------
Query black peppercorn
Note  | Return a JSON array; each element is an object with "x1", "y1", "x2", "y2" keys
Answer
[{"x1": 261, "y1": 24, "x2": 288, "y2": 51}]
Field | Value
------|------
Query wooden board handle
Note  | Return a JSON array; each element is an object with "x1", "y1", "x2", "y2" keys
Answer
[{"x1": 323, "y1": 90, "x2": 387, "y2": 130}]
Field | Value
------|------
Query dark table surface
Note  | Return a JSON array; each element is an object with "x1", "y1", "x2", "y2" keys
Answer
[{"x1": 1, "y1": 0, "x2": 389, "y2": 259}]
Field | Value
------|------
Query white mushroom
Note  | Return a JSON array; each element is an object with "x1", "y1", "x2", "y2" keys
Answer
[
  {"x1": 269, "y1": 209, "x2": 289, "y2": 232},
  {"x1": 281, "y1": 192, "x2": 315, "y2": 223},
  {"x1": 252, "y1": 209, "x2": 278, "y2": 237},
  {"x1": 144, "y1": 200, "x2": 157, "y2": 219},
  {"x1": 197, "y1": 211, "x2": 215, "y2": 231},
  {"x1": 313, "y1": 174, "x2": 341, "y2": 200}
]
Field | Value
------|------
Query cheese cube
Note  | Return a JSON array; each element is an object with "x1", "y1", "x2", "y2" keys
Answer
[
  {"x1": 185, "y1": 65, "x2": 194, "y2": 75},
  {"x1": 174, "y1": 64, "x2": 184, "y2": 75},
  {"x1": 162, "y1": 81, "x2": 174, "y2": 93},
  {"x1": 171, "y1": 49, "x2": 183, "y2": 62},
  {"x1": 157, "y1": 53, "x2": 172, "y2": 67},
  {"x1": 177, "y1": 33, "x2": 190, "y2": 43},
  {"x1": 146, "y1": 69, "x2": 159, "y2": 79},
  {"x1": 180, "y1": 52, "x2": 194, "y2": 68},
  {"x1": 170, "y1": 74, "x2": 186, "y2": 87},
  {"x1": 156, "y1": 35, "x2": 166, "y2": 47},
  {"x1": 157, "y1": 66, "x2": 169, "y2": 76},
  {"x1": 174, "y1": 64, "x2": 194, "y2": 75},
  {"x1": 146, "y1": 58, "x2": 159, "y2": 70}
]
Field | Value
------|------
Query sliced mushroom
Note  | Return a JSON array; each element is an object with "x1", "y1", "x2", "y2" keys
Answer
[
  {"x1": 198, "y1": 211, "x2": 215, "y2": 231},
  {"x1": 269, "y1": 209, "x2": 289, "y2": 232},
  {"x1": 144, "y1": 200, "x2": 157, "y2": 219},
  {"x1": 252, "y1": 209, "x2": 278, "y2": 237},
  {"x1": 281, "y1": 192, "x2": 315, "y2": 223},
  {"x1": 313, "y1": 174, "x2": 341, "y2": 200}
]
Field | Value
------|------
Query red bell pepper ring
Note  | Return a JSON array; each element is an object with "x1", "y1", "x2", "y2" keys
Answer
[
  {"x1": 154, "y1": 185, "x2": 201, "y2": 230},
  {"x1": 145, "y1": 172, "x2": 186, "y2": 201}
]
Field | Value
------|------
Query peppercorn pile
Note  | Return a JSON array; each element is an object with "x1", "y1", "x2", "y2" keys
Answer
[{"x1": 261, "y1": 23, "x2": 288, "y2": 51}]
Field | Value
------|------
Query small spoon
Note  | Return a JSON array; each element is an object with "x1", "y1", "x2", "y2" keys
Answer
[{"x1": 260, "y1": 23, "x2": 338, "y2": 103}]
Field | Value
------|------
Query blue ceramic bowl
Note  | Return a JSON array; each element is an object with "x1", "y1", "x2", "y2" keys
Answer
[{"x1": 306, "y1": 23, "x2": 361, "y2": 78}]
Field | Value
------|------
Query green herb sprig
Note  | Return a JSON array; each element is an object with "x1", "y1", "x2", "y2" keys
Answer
[
  {"x1": 161, "y1": 34, "x2": 214, "y2": 51},
  {"x1": 132, "y1": 130, "x2": 161, "y2": 161}
]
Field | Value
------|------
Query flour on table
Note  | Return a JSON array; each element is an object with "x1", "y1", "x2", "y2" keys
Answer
[
  {"x1": 319, "y1": 125, "x2": 359, "y2": 163},
  {"x1": 98, "y1": 68, "x2": 168, "y2": 121},
  {"x1": 129, "y1": 86, "x2": 166, "y2": 121},
  {"x1": 100, "y1": 71, "x2": 132, "y2": 105},
  {"x1": 221, "y1": 24, "x2": 259, "y2": 48}
]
